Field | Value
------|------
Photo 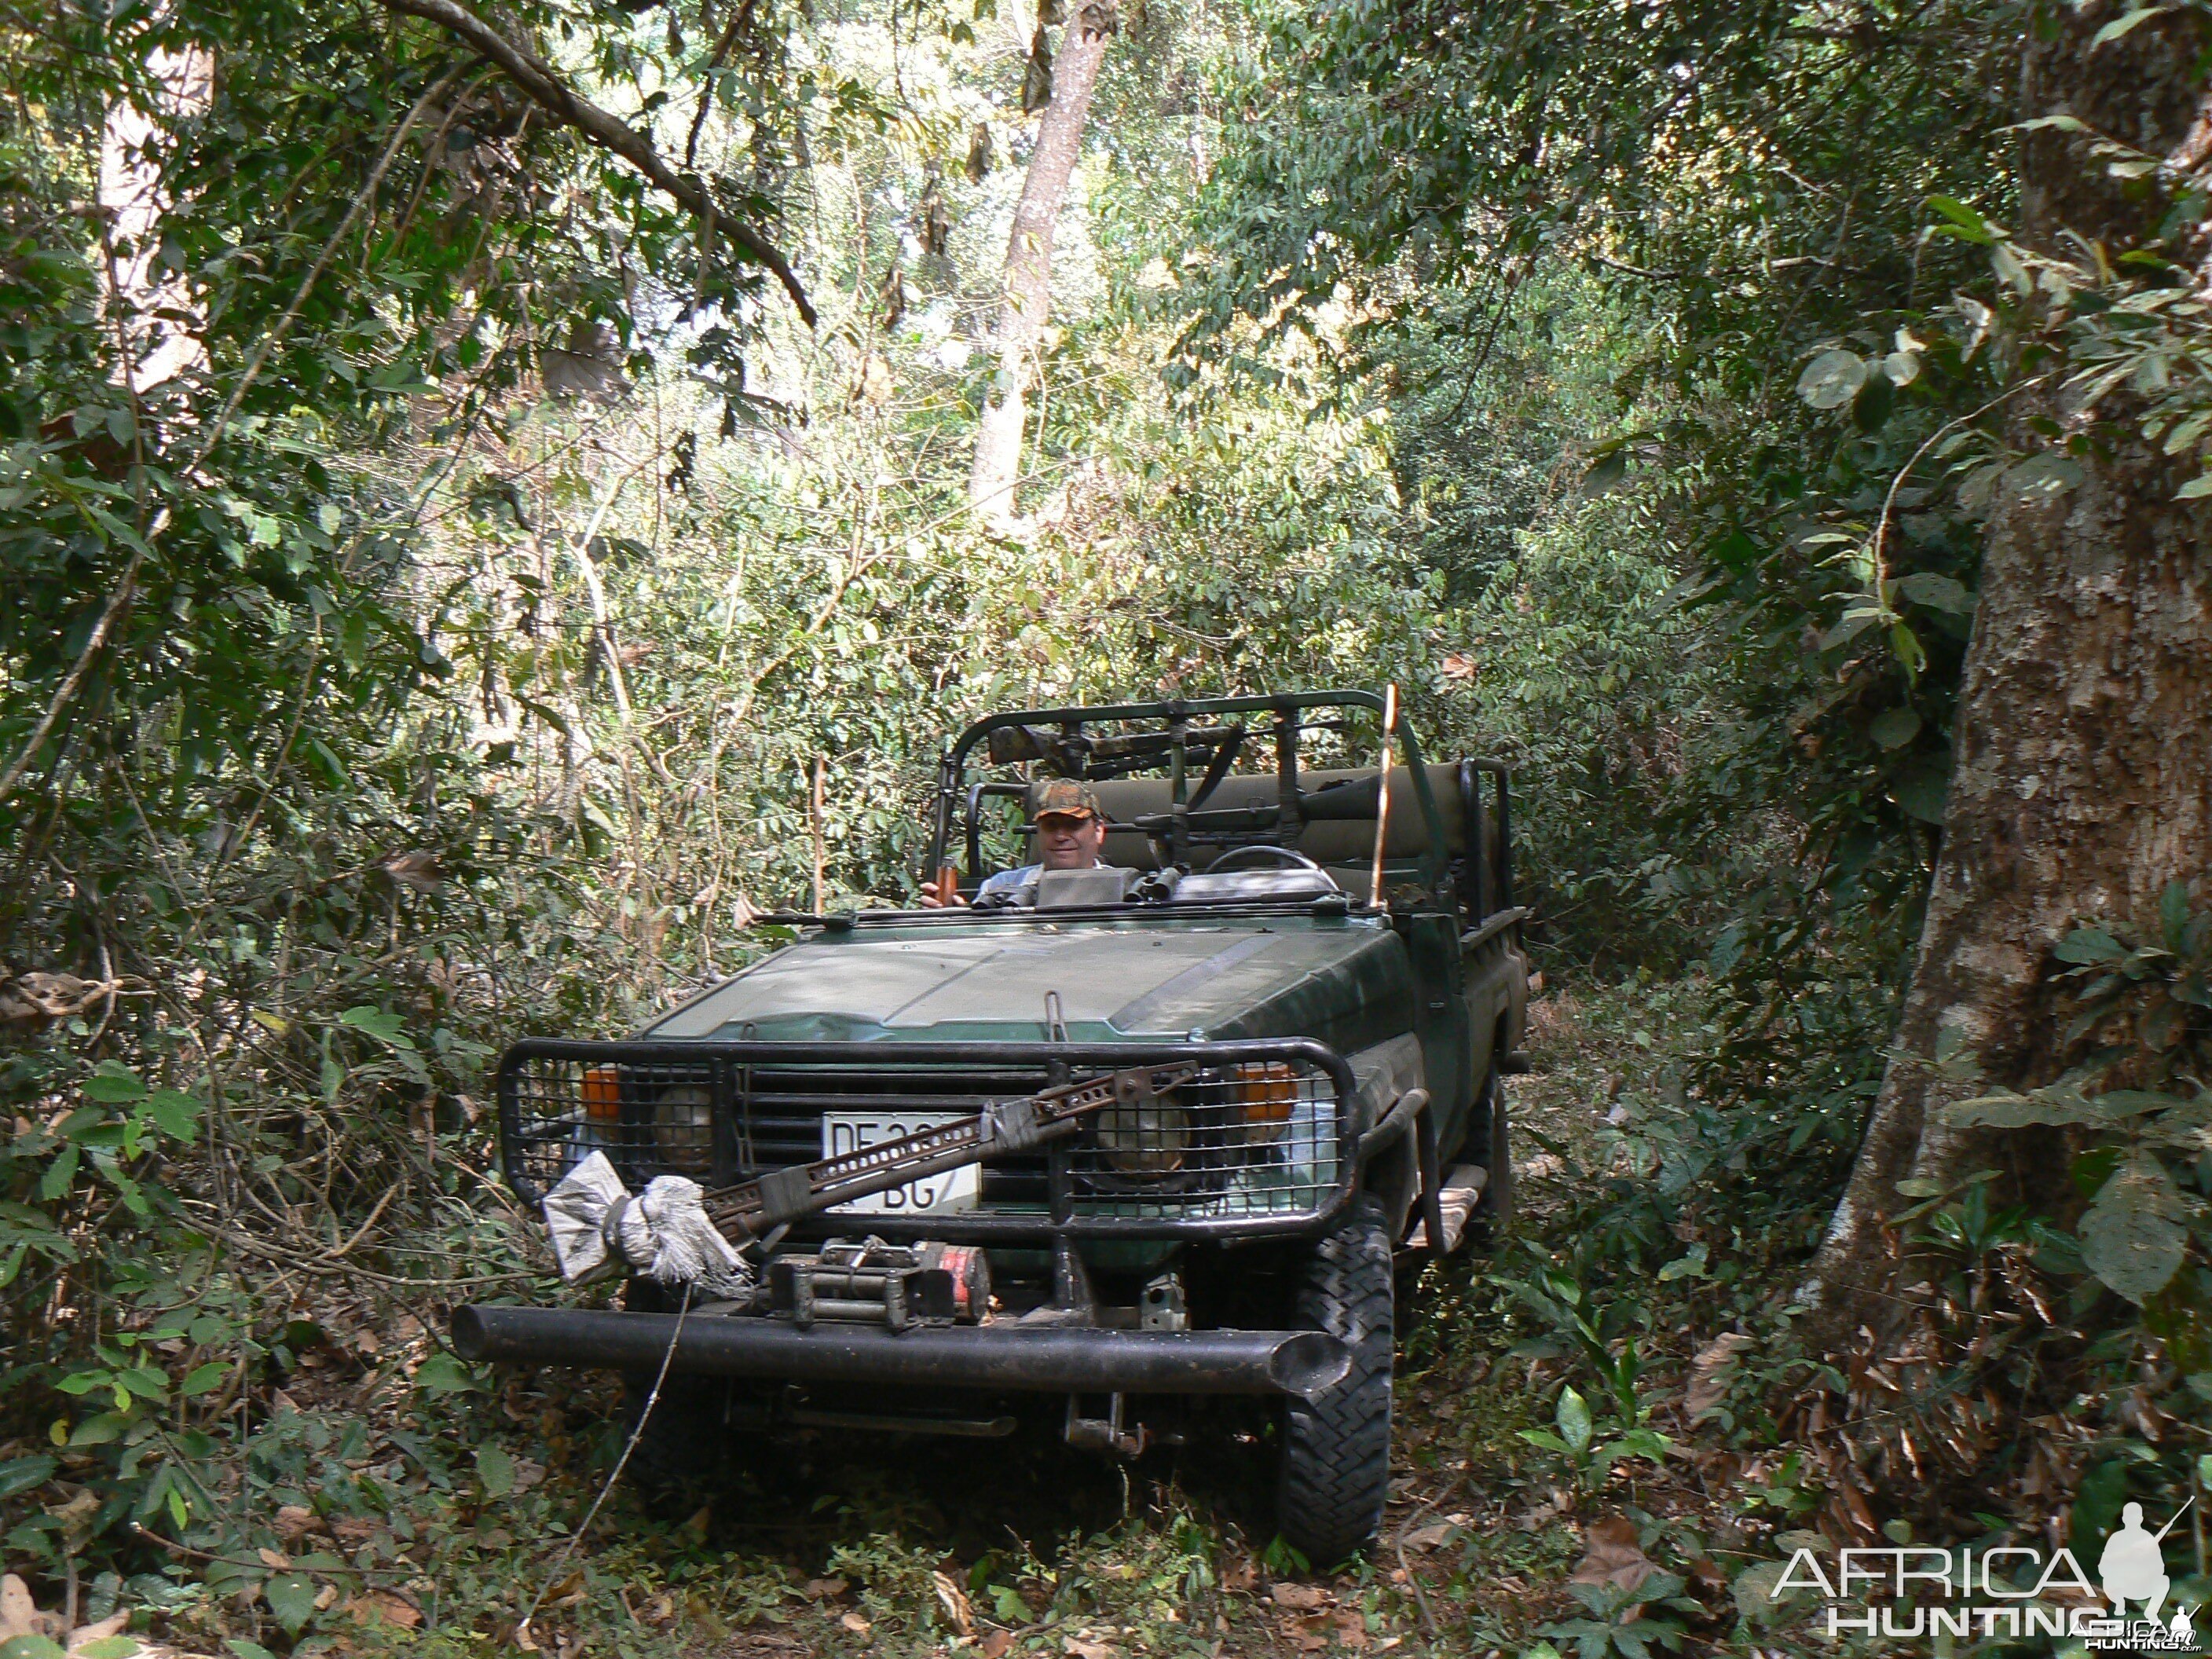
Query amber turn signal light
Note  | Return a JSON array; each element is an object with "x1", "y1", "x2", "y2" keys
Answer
[
  {"x1": 581, "y1": 1065, "x2": 622, "y2": 1122},
  {"x1": 1233, "y1": 1062, "x2": 1298, "y2": 1123}
]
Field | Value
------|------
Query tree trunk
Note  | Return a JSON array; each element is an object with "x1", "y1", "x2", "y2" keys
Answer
[
  {"x1": 967, "y1": 2, "x2": 1115, "y2": 531},
  {"x1": 98, "y1": 43, "x2": 215, "y2": 392},
  {"x1": 1812, "y1": 2, "x2": 2212, "y2": 1318}
]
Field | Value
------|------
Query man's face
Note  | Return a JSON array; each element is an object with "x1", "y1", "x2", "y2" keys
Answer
[{"x1": 1036, "y1": 811, "x2": 1105, "y2": 870}]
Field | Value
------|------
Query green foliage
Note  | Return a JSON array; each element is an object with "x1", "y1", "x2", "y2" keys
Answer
[
  {"x1": 0, "y1": 0, "x2": 1539, "y2": 1613},
  {"x1": 1515, "y1": 1381, "x2": 1672, "y2": 1494},
  {"x1": 1937, "y1": 885, "x2": 2212, "y2": 1304},
  {"x1": 1542, "y1": 1569, "x2": 1697, "y2": 1659},
  {"x1": 1437, "y1": 499, "x2": 1753, "y2": 972},
  {"x1": 0, "y1": 0, "x2": 2196, "y2": 1639}
]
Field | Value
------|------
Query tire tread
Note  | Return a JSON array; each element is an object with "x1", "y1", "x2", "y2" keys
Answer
[{"x1": 1277, "y1": 1195, "x2": 1394, "y2": 1564}]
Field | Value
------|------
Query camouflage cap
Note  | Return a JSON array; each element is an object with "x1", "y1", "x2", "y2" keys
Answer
[{"x1": 1031, "y1": 778, "x2": 1104, "y2": 822}]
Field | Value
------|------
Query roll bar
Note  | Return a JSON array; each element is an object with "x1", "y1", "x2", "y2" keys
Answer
[{"x1": 928, "y1": 690, "x2": 1452, "y2": 892}]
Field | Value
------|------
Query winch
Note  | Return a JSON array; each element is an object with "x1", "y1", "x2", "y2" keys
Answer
[{"x1": 767, "y1": 1238, "x2": 991, "y2": 1331}]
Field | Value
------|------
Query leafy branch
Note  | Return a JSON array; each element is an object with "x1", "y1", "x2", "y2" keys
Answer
[
  {"x1": 373, "y1": 0, "x2": 816, "y2": 327},
  {"x1": 1939, "y1": 884, "x2": 2212, "y2": 1302}
]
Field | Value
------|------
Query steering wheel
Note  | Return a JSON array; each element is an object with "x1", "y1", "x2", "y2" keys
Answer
[{"x1": 1205, "y1": 845, "x2": 1324, "y2": 873}]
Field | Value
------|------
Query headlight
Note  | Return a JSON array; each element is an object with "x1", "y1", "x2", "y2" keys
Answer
[
  {"x1": 653, "y1": 1085, "x2": 713, "y2": 1170},
  {"x1": 1095, "y1": 1068, "x2": 1188, "y2": 1176}
]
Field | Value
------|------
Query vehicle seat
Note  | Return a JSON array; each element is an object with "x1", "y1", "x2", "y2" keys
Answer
[{"x1": 1019, "y1": 765, "x2": 1470, "y2": 872}]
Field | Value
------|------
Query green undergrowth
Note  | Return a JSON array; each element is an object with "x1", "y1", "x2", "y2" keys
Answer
[
  {"x1": 58, "y1": 964, "x2": 2193, "y2": 1659},
  {"x1": 3, "y1": 974, "x2": 1875, "y2": 1659}
]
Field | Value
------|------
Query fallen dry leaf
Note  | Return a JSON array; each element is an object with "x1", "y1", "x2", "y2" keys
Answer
[
  {"x1": 65, "y1": 1612, "x2": 130, "y2": 1652},
  {"x1": 1060, "y1": 1635, "x2": 1118, "y2": 1659},
  {"x1": 47, "y1": 1491, "x2": 99, "y2": 1549},
  {"x1": 273, "y1": 1505, "x2": 320, "y2": 1544},
  {"x1": 1686, "y1": 1331, "x2": 1755, "y2": 1421},
  {"x1": 1221, "y1": 1558, "x2": 1258, "y2": 1594},
  {"x1": 838, "y1": 1610, "x2": 871, "y2": 1635},
  {"x1": 0, "y1": 970, "x2": 135, "y2": 1031},
  {"x1": 978, "y1": 1632, "x2": 1014, "y2": 1659},
  {"x1": 1269, "y1": 1583, "x2": 1331, "y2": 1611},
  {"x1": 328, "y1": 1516, "x2": 382, "y2": 1547},
  {"x1": 1570, "y1": 1516, "x2": 1657, "y2": 1594},
  {"x1": 1287, "y1": 1606, "x2": 1370, "y2": 1650},
  {"x1": 1401, "y1": 1521, "x2": 1455, "y2": 1552},
  {"x1": 801, "y1": 1577, "x2": 848, "y2": 1602},
  {"x1": 345, "y1": 1594, "x2": 421, "y2": 1630},
  {"x1": 1, "y1": 1575, "x2": 54, "y2": 1643},
  {"x1": 255, "y1": 1548, "x2": 290, "y2": 1571},
  {"x1": 1515, "y1": 1495, "x2": 1565, "y2": 1527},
  {"x1": 932, "y1": 1572, "x2": 974, "y2": 1637}
]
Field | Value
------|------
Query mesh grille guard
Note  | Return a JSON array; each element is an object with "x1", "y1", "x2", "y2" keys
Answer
[{"x1": 496, "y1": 1037, "x2": 1361, "y2": 1241}]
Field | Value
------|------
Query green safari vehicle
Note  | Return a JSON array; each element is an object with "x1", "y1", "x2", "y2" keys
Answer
[{"x1": 459, "y1": 690, "x2": 1530, "y2": 1563}]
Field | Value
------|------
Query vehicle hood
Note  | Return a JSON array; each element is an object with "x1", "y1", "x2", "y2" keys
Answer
[{"x1": 644, "y1": 917, "x2": 1412, "y2": 1047}]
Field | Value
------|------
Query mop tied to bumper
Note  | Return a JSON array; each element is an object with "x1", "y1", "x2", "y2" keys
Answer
[{"x1": 542, "y1": 1151, "x2": 753, "y2": 1299}]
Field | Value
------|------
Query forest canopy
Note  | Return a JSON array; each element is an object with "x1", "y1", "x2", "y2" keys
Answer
[{"x1": 2, "y1": 0, "x2": 2210, "y2": 1649}]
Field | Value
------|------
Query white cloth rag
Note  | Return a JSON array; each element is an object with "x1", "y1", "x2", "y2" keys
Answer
[{"x1": 541, "y1": 1151, "x2": 753, "y2": 1299}]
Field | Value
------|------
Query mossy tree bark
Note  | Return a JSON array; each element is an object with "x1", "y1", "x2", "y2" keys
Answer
[{"x1": 1812, "y1": 2, "x2": 2212, "y2": 1319}]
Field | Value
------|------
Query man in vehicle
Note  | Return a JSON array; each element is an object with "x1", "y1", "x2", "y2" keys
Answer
[{"x1": 922, "y1": 778, "x2": 1108, "y2": 906}]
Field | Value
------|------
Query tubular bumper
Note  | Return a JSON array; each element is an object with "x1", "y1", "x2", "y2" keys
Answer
[{"x1": 451, "y1": 1305, "x2": 1352, "y2": 1397}]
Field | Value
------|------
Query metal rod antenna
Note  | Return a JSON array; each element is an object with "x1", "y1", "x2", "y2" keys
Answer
[
  {"x1": 811, "y1": 754, "x2": 826, "y2": 914},
  {"x1": 1368, "y1": 684, "x2": 1397, "y2": 907}
]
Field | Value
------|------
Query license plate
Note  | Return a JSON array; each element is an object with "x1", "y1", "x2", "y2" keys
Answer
[{"x1": 821, "y1": 1112, "x2": 980, "y2": 1215}]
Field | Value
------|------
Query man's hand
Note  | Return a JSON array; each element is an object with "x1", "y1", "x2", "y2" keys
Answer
[{"x1": 919, "y1": 866, "x2": 965, "y2": 907}]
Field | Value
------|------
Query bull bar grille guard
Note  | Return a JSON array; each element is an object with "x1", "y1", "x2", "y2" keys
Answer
[{"x1": 496, "y1": 1038, "x2": 1363, "y2": 1241}]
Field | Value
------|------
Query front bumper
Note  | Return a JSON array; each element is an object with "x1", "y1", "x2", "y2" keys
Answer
[{"x1": 450, "y1": 1304, "x2": 1353, "y2": 1397}]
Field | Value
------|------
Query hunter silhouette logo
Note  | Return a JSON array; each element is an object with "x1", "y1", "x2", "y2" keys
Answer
[
  {"x1": 2101, "y1": 1500, "x2": 2184, "y2": 1629},
  {"x1": 1771, "y1": 1499, "x2": 2205, "y2": 1649}
]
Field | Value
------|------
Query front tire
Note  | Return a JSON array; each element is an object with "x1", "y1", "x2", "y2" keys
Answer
[
  {"x1": 619, "y1": 1369, "x2": 732, "y2": 1509},
  {"x1": 1276, "y1": 1194, "x2": 1394, "y2": 1566},
  {"x1": 617, "y1": 1279, "x2": 733, "y2": 1508}
]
